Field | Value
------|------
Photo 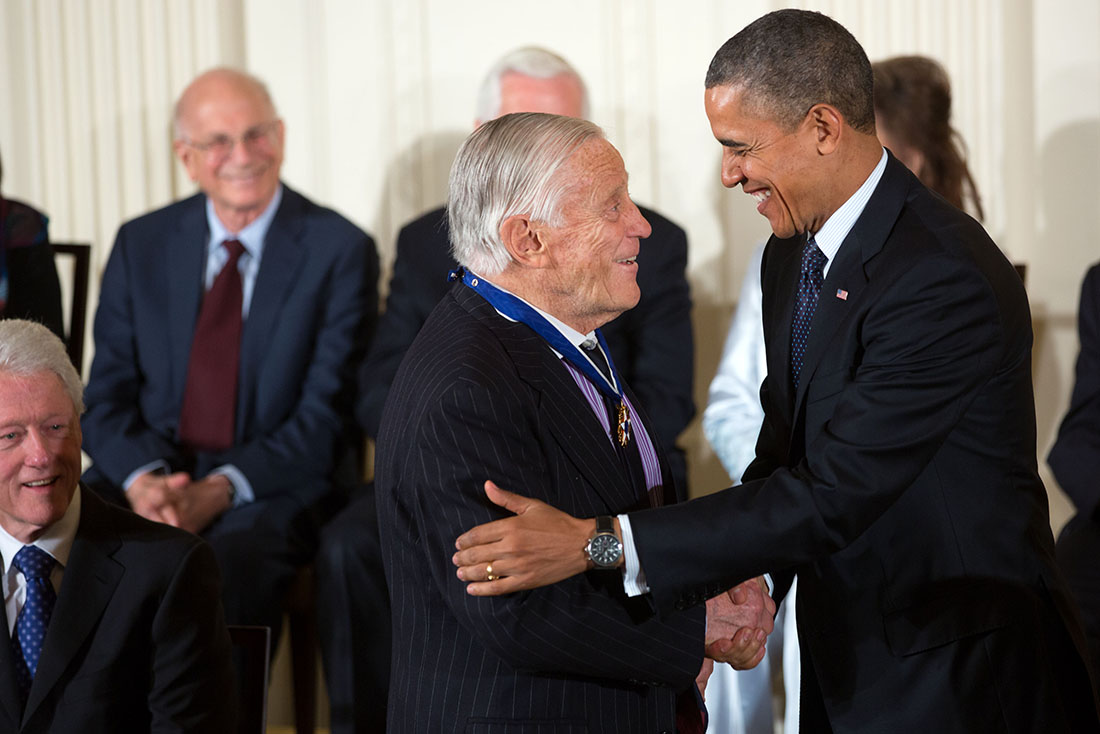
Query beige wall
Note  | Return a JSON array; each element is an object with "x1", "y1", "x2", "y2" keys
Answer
[{"x1": 2, "y1": 0, "x2": 1096, "y2": 521}]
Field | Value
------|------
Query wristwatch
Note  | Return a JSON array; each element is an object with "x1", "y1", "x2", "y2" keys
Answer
[{"x1": 585, "y1": 516, "x2": 623, "y2": 569}]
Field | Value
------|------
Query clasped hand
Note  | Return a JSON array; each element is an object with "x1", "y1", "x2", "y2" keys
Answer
[
  {"x1": 704, "y1": 577, "x2": 775, "y2": 669},
  {"x1": 128, "y1": 470, "x2": 234, "y2": 534}
]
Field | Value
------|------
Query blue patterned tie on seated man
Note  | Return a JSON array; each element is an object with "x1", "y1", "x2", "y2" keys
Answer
[
  {"x1": 315, "y1": 46, "x2": 694, "y2": 734},
  {"x1": 453, "y1": 9, "x2": 1100, "y2": 732},
  {"x1": 0, "y1": 319, "x2": 236, "y2": 733}
]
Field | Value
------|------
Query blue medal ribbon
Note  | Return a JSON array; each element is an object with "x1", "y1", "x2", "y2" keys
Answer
[{"x1": 453, "y1": 267, "x2": 632, "y2": 444}]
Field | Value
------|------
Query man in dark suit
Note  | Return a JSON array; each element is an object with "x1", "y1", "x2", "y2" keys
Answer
[
  {"x1": 0, "y1": 319, "x2": 235, "y2": 733},
  {"x1": 316, "y1": 47, "x2": 693, "y2": 733},
  {"x1": 453, "y1": 10, "x2": 1100, "y2": 731},
  {"x1": 376, "y1": 112, "x2": 771, "y2": 733},
  {"x1": 80, "y1": 68, "x2": 378, "y2": 643},
  {"x1": 1050, "y1": 261, "x2": 1100, "y2": 685}
]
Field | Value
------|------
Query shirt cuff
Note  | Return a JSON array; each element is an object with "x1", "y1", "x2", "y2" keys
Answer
[
  {"x1": 209, "y1": 465, "x2": 254, "y2": 506},
  {"x1": 617, "y1": 513, "x2": 650, "y2": 597},
  {"x1": 122, "y1": 460, "x2": 171, "y2": 491}
]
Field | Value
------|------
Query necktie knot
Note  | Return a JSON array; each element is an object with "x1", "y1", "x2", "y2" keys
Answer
[
  {"x1": 801, "y1": 236, "x2": 828, "y2": 278},
  {"x1": 223, "y1": 238, "x2": 246, "y2": 264},
  {"x1": 13, "y1": 545, "x2": 56, "y2": 581}
]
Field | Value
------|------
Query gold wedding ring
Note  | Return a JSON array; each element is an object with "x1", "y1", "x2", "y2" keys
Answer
[{"x1": 486, "y1": 563, "x2": 498, "y2": 581}]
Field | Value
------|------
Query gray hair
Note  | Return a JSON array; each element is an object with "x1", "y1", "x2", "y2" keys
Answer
[
  {"x1": 0, "y1": 320, "x2": 84, "y2": 414},
  {"x1": 475, "y1": 47, "x2": 591, "y2": 122},
  {"x1": 173, "y1": 67, "x2": 278, "y2": 141},
  {"x1": 706, "y1": 9, "x2": 874, "y2": 134},
  {"x1": 448, "y1": 112, "x2": 603, "y2": 276}
]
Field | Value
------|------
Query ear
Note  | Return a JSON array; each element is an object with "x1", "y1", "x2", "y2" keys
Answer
[
  {"x1": 173, "y1": 140, "x2": 201, "y2": 183},
  {"x1": 499, "y1": 214, "x2": 549, "y2": 266},
  {"x1": 806, "y1": 103, "x2": 844, "y2": 155}
]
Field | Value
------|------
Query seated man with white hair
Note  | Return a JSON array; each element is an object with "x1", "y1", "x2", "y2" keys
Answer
[{"x1": 0, "y1": 319, "x2": 235, "y2": 733}]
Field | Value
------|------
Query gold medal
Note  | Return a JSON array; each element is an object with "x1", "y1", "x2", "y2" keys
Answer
[{"x1": 616, "y1": 401, "x2": 631, "y2": 447}]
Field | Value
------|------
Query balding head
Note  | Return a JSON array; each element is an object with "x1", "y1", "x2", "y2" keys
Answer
[{"x1": 172, "y1": 68, "x2": 285, "y2": 232}]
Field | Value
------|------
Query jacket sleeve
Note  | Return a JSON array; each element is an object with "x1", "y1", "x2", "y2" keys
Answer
[
  {"x1": 397, "y1": 373, "x2": 706, "y2": 687},
  {"x1": 1049, "y1": 263, "x2": 1100, "y2": 519},
  {"x1": 149, "y1": 539, "x2": 237, "y2": 733},
  {"x1": 82, "y1": 224, "x2": 192, "y2": 483},
  {"x1": 632, "y1": 252, "x2": 1011, "y2": 613}
]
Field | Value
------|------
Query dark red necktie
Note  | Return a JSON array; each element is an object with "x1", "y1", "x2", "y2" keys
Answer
[{"x1": 178, "y1": 239, "x2": 246, "y2": 451}]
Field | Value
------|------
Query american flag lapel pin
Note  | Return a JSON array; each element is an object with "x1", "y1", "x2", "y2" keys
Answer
[{"x1": 836, "y1": 288, "x2": 848, "y2": 301}]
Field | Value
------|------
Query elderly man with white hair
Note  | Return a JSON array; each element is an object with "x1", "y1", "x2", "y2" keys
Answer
[
  {"x1": 0, "y1": 319, "x2": 235, "y2": 733},
  {"x1": 374, "y1": 112, "x2": 771, "y2": 734},
  {"x1": 317, "y1": 47, "x2": 694, "y2": 733}
]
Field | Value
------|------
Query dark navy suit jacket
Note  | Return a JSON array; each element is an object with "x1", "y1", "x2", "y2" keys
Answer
[
  {"x1": 81, "y1": 185, "x2": 378, "y2": 504},
  {"x1": 1050, "y1": 262, "x2": 1100, "y2": 520},
  {"x1": 630, "y1": 155, "x2": 1099, "y2": 731}
]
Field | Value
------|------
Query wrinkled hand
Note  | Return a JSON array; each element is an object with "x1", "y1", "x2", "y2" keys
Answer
[
  {"x1": 128, "y1": 470, "x2": 192, "y2": 526},
  {"x1": 704, "y1": 577, "x2": 775, "y2": 669},
  {"x1": 453, "y1": 481, "x2": 593, "y2": 595}
]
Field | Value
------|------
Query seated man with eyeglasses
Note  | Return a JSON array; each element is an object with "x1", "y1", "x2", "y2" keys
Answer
[{"x1": 80, "y1": 68, "x2": 378, "y2": 659}]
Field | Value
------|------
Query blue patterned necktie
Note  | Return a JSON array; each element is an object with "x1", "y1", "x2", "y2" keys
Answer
[
  {"x1": 790, "y1": 236, "x2": 828, "y2": 389},
  {"x1": 10, "y1": 545, "x2": 58, "y2": 702}
]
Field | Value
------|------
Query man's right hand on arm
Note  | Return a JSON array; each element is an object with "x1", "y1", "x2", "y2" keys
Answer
[{"x1": 127, "y1": 470, "x2": 192, "y2": 527}]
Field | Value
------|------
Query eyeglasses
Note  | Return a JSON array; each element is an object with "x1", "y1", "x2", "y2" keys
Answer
[{"x1": 183, "y1": 120, "x2": 281, "y2": 160}]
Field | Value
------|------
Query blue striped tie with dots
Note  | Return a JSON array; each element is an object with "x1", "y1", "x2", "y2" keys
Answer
[
  {"x1": 10, "y1": 545, "x2": 58, "y2": 703},
  {"x1": 790, "y1": 236, "x2": 828, "y2": 389}
]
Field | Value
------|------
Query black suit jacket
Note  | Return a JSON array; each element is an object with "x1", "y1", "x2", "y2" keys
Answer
[
  {"x1": 630, "y1": 155, "x2": 1098, "y2": 731},
  {"x1": 82, "y1": 185, "x2": 378, "y2": 503},
  {"x1": 1049, "y1": 262, "x2": 1100, "y2": 519},
  {"x1": 0, "y1": 488, "x2": 236, "y2": 733},
  {"x1": 359, "y1": 205, "x2": 693, "y2": 490},
  {"x1": 376, "y1": 284, "x2": 704, "y2": 733}
]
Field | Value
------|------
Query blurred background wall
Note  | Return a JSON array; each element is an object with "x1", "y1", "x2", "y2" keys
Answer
[{"x1": 1, "y1": 0, "x2": 1095, "y2": 601}]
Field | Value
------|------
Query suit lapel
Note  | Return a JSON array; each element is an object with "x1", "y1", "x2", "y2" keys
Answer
[
  {"x1": 456, "y1": 288, "x2": 640, "y2": 514},
  {"x1": 760, "y1": 235, "x2": 803, "y2": 416},
  {"x1": 167, "y1": 195, "x2": 208, "y2": 408},
  {"x1": 24, "y1": 490, "x2": 123, "y2": 723},
  {"x1": 238, "y1": 186, "x2": 306, "y2": 436},
  {"x1": 791, "y1": 154, "x2": 912, "y2": 415}
]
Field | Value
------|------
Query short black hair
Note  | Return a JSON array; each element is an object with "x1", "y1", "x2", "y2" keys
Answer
[{"x1": 706, "y1": 9, "x2": 875, "y2": 134}]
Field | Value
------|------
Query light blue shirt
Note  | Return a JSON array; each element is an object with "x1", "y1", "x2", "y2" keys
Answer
[{"x1": 204, "y1": 184, "x2": 283, "y2": 318}]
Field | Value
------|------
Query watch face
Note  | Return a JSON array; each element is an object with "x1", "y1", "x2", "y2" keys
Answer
[{"x1": 589, "y1": 533, "x2": 622, "y2": 567}]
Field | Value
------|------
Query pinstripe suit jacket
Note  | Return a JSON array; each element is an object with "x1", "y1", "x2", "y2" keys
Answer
[{"x1": 376, "y1": 284, "x2": 705, "y2": 734}]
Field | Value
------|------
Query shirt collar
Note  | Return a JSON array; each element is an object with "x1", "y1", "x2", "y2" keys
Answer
[
  {"x1": 810, "y1": 148, "x2": 888, "y2": 264},
  {"x1": 0, "y1": 484, "x2": 82, "y2": 574},
  {"x1": 205, "y1": 183, "x2": 284, "y2": 260}
]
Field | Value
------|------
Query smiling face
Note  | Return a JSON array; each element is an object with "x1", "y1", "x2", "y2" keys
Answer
[
  {"x1": 536, "y1": 138, "x2": 651, "y2": 332},
  {"x1": 0, "y1": 370, "x2": 81, "y2": 543},
  {"x1": 705, "y1": 84, "x2": 831, "y2": 238},
  {"x1": 174, "y1": 70, "x2": 285, "y2": 232}
]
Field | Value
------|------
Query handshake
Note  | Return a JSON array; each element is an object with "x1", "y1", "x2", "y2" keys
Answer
[
  {"x1": 705, "y1": 576, "x2": 776, "y2": 668},
  {"x1": 696, "y1": 576, "x2": 776, "y2": 697}
]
